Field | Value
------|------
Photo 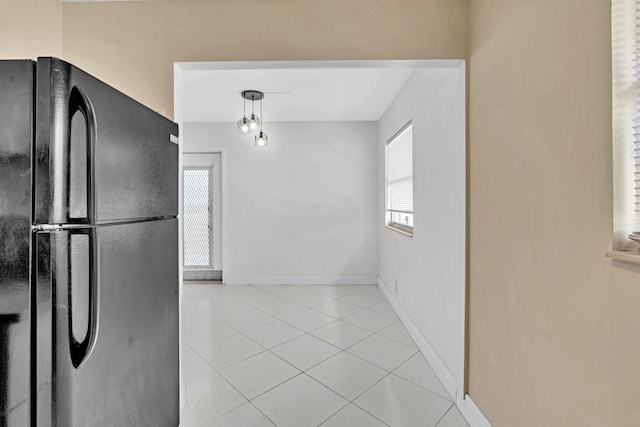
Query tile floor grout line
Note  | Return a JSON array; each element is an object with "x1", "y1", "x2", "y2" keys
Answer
[
  {"x1": 206, "y1": 351, "x2": 260, "y2": 401},
  {"x1": 183, "y1": 370, "x2": 248, "y2": 426},
  {"x1": 246, "y1": 400, "x2": 278, "y2": 427},
  {"x1": 182, "y1": 346, "x2": 217, "y2": 385},
  {"x1": 244, "y1": 371, "x2": 307, "y2": 403},
  {"x1": 302, "y1": 353, "x2": 389, "y2": 417},
  {"x1": 243, "y1": 371, "x2": 310, "y2": 413},
  {"x1": 310, "y1": 300, "x2": 369, "y2": 316},
  {"x1": 269, "y1": 343, "x2": 408, "y2": 426},
  {"x1": 314, "y1": 401, "x2": 352, "y2": 427},
  {"x1": 187, "y1": 322, "x2": 407, "y2": 412},
  {"x1": 345, "y1": 371, "x2": 395, "y2": 426},
  {"x1": 297, "y1": 371, "x2": 351, "y2": 402},
  {"x1": 338, "y1": 333, "x2": 419, "y2": 372},
  {"x1": 387, "y1": 371, "x2": 453, "y2": 403},
  {"x1": 276, "y1": 312, "x2": 342, "y2": 334},
  {"x1": 265, "y1": 335, "x2": 343, "y2": 373},
  {"x1": 376, "y1": 322, "x2": 417, "y2": 347},
  {"x1": 233, "y1": 321, "x2": 364, "y2": 392},
  {"x1": 186, "y1": 328, "x2": 242, "y2": 352},
  {"x1": 192, "y1": 334, "x2": 270, "y2": 372},
  {"x1": 390, "y1": 360, "x2": 453, "y2": 401},
  {"x1": 239, "y1": 309, "x2": 378, "y2": 364},
  {"x1": 222, "y1": 361, "x2": 303, "y2": 404},
  {"x1": 213, "y1": 347, "x2": 271, "y2": 372},
  {"x1": 236, "y1": 329, "x2": 311, "y2": 365},
  {"x1": 240, "y1": 325, "x2": 307, "y2": 349},
  {"x1": 303, "y1": 323, "x2": 373, "y2": 352},
  {"x1": 432, "y1": 402, "x2": 456, "y2": 427},
  {"x1": 183, "y1": 284, "x2": 466, "y2": 427}
]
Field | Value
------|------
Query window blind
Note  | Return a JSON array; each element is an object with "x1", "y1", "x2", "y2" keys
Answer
[
  {"x1": 633, "y1": 1, "x2": 640, "y2": 221},
  {"x1": 612, "y1": 0, "x2": 640, "y2": 247},
  {"x1": 386, "y1": 123, "x2": 413, "y2": 229}
]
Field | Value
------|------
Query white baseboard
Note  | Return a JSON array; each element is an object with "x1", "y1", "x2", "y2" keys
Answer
[
  {"x1": 457, "y1": 394, "x2": 494, "y2": 427},
  {"x1": 377, "y1": 277, "x2": 493, "y2": 427},
  {"x1": 377, "y1": 277, "x2": 458, "y2": 400},
  {"x1": 224, "y1": 276, "x2": 378, "y2": 286}
]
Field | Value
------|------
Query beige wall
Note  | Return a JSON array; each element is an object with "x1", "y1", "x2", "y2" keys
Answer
[
  {"x1": 468, "y1": 1, "x2": 640, "y2": 426},
  {"x1": 61, "y1": 0, "x2": 469, "y2": 118},
  {"x1": 0, "y1": 0, "x2": 63, "y2": 60},
  {"x1": 5, "y1": 1, "x2": 637, "y2": 425}
]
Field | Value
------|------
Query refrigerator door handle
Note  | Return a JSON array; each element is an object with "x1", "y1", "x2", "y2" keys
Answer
[
  {"x1": 68, "y1": 229, "x2": 100, "y2": 368},
  {"x1": 68, "y1": 86, "x2": 96, "y2": 224}
]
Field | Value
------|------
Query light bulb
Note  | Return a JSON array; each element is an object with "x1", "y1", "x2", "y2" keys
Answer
[
  {"x1": 237, "y1": 117, "x2": 250, "y2": 133},
  {"x1": 255, "y1": 131, "x2": 268, "y2": 146},
  {"x1": 248, "y1": 113, "x2": 260, "y2": 131}
]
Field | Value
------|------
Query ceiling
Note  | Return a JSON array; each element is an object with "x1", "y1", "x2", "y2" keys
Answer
[{"x1": 181, "y1": 67, "x2": 417, "y2": 123}]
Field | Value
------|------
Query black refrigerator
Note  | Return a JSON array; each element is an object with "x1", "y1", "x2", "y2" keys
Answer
[{"x1": 0, "y1": 58, "x2": 179, "y2": 426}]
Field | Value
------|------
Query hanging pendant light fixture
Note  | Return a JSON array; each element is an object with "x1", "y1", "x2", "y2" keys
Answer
[
  {"x1": 238, "y1": 90, "x2": 263, "y2": 133},
  {"x1": 255, "y1": 94, "x2": 268, "y2": 147},
  {"x1": 238, "y1": 90, "x2": 269, "y2": 146}
]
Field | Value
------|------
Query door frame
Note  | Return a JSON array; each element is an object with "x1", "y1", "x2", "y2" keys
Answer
[{"x1": 182, "y1": 149, "x2": 227, "y2": 283}]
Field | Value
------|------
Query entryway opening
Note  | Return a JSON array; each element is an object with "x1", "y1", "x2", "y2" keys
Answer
[{"x1": 173, "y1": 60, "x2": 467, "y2": 417}]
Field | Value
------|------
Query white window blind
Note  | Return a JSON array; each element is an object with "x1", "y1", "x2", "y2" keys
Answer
[
  {"x1": 386, "y1": 122, "x2": 413, "y2": 232},
  {"x1": 633, "y1": 2, "x2": 640, "y2": 224},
  {"x1": 612, "y1": 0, "x2": 640, "y2": 248}
]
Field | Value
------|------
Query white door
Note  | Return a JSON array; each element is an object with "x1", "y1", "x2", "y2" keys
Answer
[{"x1": 182, "y1": 153, "x2": 222, "y2": 280}]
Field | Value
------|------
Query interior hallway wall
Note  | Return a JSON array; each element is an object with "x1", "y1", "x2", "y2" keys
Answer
[
  {"x1": 183, "y1": 121, "x2": 378, "y2": 285},
  {"x1": 0, "y1": 0, "x2": 62, "y2": 60},
  {"x1": 468, "y1": 1, "x2": 640, "y2": 426},
  {"x1": 377, "y1": 66, "x2": 466, "y2": 396},
  {"x1": 61, "y1": 0, "x2": 469, "y2": 119}
]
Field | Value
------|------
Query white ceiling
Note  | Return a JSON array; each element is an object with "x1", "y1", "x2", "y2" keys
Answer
[{"x1": 181, "y1": 67, "x2": 417, "y2": 123}]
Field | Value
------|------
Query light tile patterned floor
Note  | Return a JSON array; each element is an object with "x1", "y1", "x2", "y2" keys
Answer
[{"x1": 180, "y1": 284, "x2": 469, "y2": 427}]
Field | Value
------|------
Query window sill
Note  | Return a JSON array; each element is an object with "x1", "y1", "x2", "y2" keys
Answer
[
  {"x1": 385, "y1": 224, "x2": 413, "y2": 237},
  {"x1": 606, "y1": 250, "x2": 640, "y2": 265}
]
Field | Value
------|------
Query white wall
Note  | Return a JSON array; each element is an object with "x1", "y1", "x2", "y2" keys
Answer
[
  {"x1": 183, "y1": 121, "x2": 379, "y2": 285},
  {"x1": 378, "y1": 66, "x2": 466, "y2": 397}
]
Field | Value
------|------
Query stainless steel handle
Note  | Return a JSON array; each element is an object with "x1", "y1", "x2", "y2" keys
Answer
[{"x1": 69, "y1": 229, "x2": 99, "y2": 368}]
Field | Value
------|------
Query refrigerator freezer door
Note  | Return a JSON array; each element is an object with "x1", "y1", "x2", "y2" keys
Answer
[
  {"x1": 0, "y1": 59, "x2": 35, "y2": 427},
  {"x1": 34, "y1": 57, "x2": 179, "y2": 225},
  {"x1": 34, "y1": 219, "x2": 179, "y2": 427}
]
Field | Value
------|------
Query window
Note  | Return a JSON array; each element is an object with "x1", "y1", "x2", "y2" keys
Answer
[
  {"x1": 612, "y1": 0, "x2": 640, "y2": 249},
  {"x1": 385, "y1": 122, "x2": 413, "y2": 235}
]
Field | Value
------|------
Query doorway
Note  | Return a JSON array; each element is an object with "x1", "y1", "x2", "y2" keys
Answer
[
  {"x1": 173, "y1": 60, "x2": 466, "y2": 410},
  {"x1": 182, "y1": 152, "x2": 223, "y2": 281}
]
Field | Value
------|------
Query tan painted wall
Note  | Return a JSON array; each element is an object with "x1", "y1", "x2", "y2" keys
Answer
[
  {"x1": 61, "y1": 0, "x2": 469, "y2": 118},
  {"x1": 468, "y1": 1, "x2": 640, "y2": 426},
  {"x1": 0, "y1": 0, "x2": 63, "y2": 60},
  {"x1": 8, "y1": 2, "x2": 634, "y2": 425}
]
